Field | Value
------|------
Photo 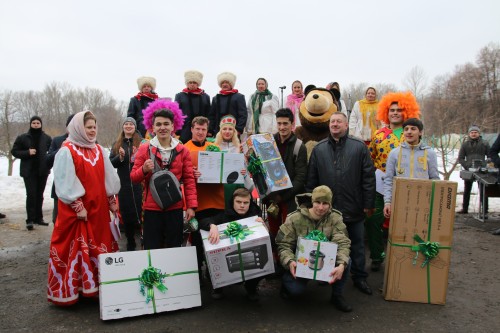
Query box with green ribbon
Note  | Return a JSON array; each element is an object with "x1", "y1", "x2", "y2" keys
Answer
[
  {"x1": 197, "y1": 151, "x2": 245, "y2": 184},
  {"x1": 243, "y1": 133, "x2": 292, "y2": 198},
  {"x1": 383, "y1": 178, "x2": 457, "y2": 305},
  {"x1": 295, "y1": 230, "x2": 339, "y2": 282},
  {"x1": 201, "y1": 216, "x2": 274, "y2": 289},
  {"x1": 98, "y1": 247, "x2": 201, "y2": 320}
]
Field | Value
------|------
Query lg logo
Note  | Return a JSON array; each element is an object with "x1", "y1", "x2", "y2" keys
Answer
[{"x1": 105, "y1": 257, "x2": 124, "y2": 265}]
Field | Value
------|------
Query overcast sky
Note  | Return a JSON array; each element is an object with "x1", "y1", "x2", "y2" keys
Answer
[{"x1": 1, "y1": 0, "x2": 499, "y2": 106}]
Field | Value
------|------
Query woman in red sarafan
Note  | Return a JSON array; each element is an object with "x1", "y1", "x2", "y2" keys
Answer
[{"x1": 47, "y1": 110, "x2": 120, "y2": 306}]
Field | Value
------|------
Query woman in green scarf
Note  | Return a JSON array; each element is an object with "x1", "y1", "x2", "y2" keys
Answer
[{"x1": 246, "y1": 78, "x2": 279, "y2": 134}]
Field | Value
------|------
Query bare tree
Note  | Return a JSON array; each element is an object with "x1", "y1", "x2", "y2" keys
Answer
[
  {"x1": 0, "y1": 91, "x2": 24, "y2": 176},
  {"x1": 403, "y1": 66, "x2": 428, "y2": 100}
]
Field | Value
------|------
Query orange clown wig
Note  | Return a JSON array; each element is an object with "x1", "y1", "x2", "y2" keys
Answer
[{"x1": 376, "y1": 91, "x2": 420, "y2": 124}]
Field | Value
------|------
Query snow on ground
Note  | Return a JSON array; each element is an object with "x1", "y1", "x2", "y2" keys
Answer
[{"x1": 0, "y1": 152, "x2": 499, "y2": 215}]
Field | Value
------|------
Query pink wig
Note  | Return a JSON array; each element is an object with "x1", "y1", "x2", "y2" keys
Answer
[{"x1": 142, "y1": 98, "x2": 186, "y2": 132}]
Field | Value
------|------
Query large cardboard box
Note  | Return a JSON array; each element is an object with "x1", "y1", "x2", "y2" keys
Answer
[
  {"x1": 98, "y1": 247, "x2": 201, "y2": 320},
  {"x1": 242, "y1": 133, "x2": 292, "y2": 198},
  {"x1": 383, "y1": 178, "x2": 457, "y2": 305},
  {"x1": 201, "y1": 216, "x2": 274, "y2": 288},
  {"x1": 295, "y1": 237, "x2": 338, "y2": 282},
  {"x1": 197, "y1": 151, "x2": 245, "y2": 184}
]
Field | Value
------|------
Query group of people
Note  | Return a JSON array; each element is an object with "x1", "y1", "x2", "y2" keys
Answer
[{"x1": 10, "y1": 71, "x2": 500, "y2": 312}]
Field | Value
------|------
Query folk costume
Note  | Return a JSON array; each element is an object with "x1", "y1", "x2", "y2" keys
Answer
[{"x1": 47, "y1": 111, "x2": 120, "y2": 306}]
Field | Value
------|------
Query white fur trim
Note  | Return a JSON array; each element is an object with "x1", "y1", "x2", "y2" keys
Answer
[
  {"x1": 184, "y1": 70, "x2": 203, "y2": 85},
  {"x1": 217, "y1": 72, "x2": 236, "y2": 88},
  {"x1": 137, "y1": 76, "x2": 156, "y2": 90}
]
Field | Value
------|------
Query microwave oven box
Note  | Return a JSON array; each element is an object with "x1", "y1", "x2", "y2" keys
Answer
[
  {"x1": 197, "y1": 151, "x2": 245, "y2": 184},
  {"x1": 201, "y1": 216, "x2": 274, "y2": 289},
  {"x1": 98, "y1": 247, "x2": 201, "y2": 320},
  {"x1": 295, "y1": 237, "x2": 338, "y2": 282},
  {"x1": 242, "y1": 133, "x2": 292, "y2": 198},
  {"x1": 383, "y1": 178, "x2": 457, "y2": 305}
]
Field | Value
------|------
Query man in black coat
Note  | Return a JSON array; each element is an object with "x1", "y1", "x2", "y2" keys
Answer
[
  {"x1": 457, "y1": 125, "x2": 491, "y2": 215},
  {"x1": 46, "y1": 114, "x2": 74, "y2": 224},
  {"x1": 306, "y1": 111, "x2": 376, "y2": 296},
  {"x1": 175, "y1": 70, "x2": 211, "y2": 143},
  {"x1": 265, "y1": 108, "x2": 307, "y2": 254},
  {"x1": 209, "y1": 72, "x2": 247, "y2": 136},
  {"x1": 127, "y1": 76, "x2": 158, "y2": 137},
  {"x1": 11, "y1": 116, "x2": 52, "y2": 230}
]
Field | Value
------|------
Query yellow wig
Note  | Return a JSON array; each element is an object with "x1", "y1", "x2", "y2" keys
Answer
[{"x1": 377, "y1": 92, "x2": 420, "y2": 124}]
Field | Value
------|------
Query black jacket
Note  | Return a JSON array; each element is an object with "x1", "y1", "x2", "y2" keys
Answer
[
  {"x1": 198, "y1": 199, "x2": 262, "y2": 231},
  {"x1": 174, "y1": 91, "x2": 211, "y2": 142},
  {"x1": 269, "y1": 133, "x2": 307, "y2": 212},
  {"x1": 458, "y1": 137, "x2": 490, "y2": 170},
  {"x1": 46, "y1": 133, "x2": 68, "y2": 198},
  {"x1": 127, "y1": 96, "x2": 155, "y2": 137},
  {"x1": 209, "y1": 92, "x2": 247, "y2": 135},
  {"x1": 490, "y1": 134, "x2": 500, "y2": 168},
  {"x1": 109, "y1": 138, "x2": 143, "y2": 215},
  {"x1": 305, "y1": 134, "x2": 375, "y2": 222},
  {"x1": 11, "y1": 131, "x2": 52, "y2": 177}
]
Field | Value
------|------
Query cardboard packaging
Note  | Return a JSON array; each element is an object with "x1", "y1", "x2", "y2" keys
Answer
[
  {"x1": 197, "y1": 151, "x2": 245, "y2": 184},
  {"x1": 201, "y1": 216, "x2": 274, "y2": 289},
  {"x1": 295, "y1": 237, "x2": 338, "y2": 282},
  {"x1": 98, "y1": 247, "x2": 201, "y2": 320},
  {"x1": 383, "y1": 178, "x2": 457, "y2": 305},
  {"x1": 243, "y1": 133, "x2": 292, "y2": 198}
]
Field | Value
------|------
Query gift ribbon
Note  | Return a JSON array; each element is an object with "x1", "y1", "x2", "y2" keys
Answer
[
  {"x1": 411, "y1": 234, "x2": 441, "y2": 268},
  {"x1": 223, "y1": 221, "x2": 254, "y2": 244},
  {"x1": 304, "y1": 231, "x2": 328, "y2": 280},
  {"x1": 100, "y1": 250, "x2": 198, "y2": 313},
  {"x1": 387, "y1": 182, "x2": 452, "y2": 303},
  {"x1": 247, "y1": 154, "x2": 266, "y2": 176},
  {"x1": 304, "y1": 230, "x2": 329, "y2": 242},
  {"x1": 205, "y1": 144, "x2": 221, "y2": 152}
]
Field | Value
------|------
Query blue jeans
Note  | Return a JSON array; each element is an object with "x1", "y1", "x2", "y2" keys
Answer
[
  {"x1": 345, "y1": 219, "x2": 368, "y2": 281},
  {"x1": 282, "y1": 260, "x2": 351, "y2": 296}
]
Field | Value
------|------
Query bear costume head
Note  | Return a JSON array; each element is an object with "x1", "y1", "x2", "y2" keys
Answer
[{"x1": 294, "y1": 86, "x2": 338, "y2": 158}]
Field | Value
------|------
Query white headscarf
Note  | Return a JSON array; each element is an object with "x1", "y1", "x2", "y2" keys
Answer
[{"x1": 67, "y1": 110, "x2": 97, "y2": 148}]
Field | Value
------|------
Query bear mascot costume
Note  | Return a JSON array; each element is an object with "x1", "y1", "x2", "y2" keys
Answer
[{"x1": 294, "y1": 85, "x2": 339, "y2": 158}]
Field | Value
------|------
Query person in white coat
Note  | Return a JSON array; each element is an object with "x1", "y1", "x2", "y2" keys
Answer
[{"x1": 246, "y1": 78, "x2": 279, "y2": 134}]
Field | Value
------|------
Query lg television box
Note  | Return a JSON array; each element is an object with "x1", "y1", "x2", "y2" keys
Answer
[
  {"x1": 383, "y1": 178, "x2": 457, "y2": 305},
  {"x1": 295, "y1": 237, "x2": 338, "y2": 283},
  {"x1": 98, "y1": 247, "x2": 201, "y2": 320},
  {"x1": 201, "y1": 216, "x2": 274, "y2": 289},
  {"x1": 242, "y1": 133, "x2": 292, "y2": 198}
]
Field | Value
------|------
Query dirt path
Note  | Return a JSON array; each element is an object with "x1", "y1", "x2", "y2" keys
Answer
[{"x1": 1, "y1": 209, "x2": 499, "y2": 333}]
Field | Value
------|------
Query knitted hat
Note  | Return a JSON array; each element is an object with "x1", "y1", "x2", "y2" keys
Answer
[
  {"x1": 30, "y1": 115, "x2": 42, "y2": 126},
  {"x1": 137, "y1": 76, "x2": 156, "y2": 90},
  {"x1": 220, "y1": 115, "x2": 236, "y2": 128},
  {"x1": 217, "y1": 72, "x2": 236, "y2": 88},
  {"x1": 184, "y1": 70, "x2": 203, "y2": 86},
  {"x1": 402, "y1": 118, "x2": 424, "y2": 131},
  {"x1": 468, "y1": 125, "x2": 480, "y2": 133},
  {"x1": 123, "y1": 117, "x2": 137, "y2": 128},
  {"x1": 311, "y1": 185, "x2": 333, "y2": 203}
]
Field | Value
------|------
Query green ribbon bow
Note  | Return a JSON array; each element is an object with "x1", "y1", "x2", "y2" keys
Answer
[
  {"x1": 304, "y1": 230, "x2": 328, "y2": 280},
  {"x1": 223, "y1": 221, "x2": 254, "y2": 244},
  {"x1": 304, "y1": 230, "x2": 329, "y2": 242},
  {"x1": 206, "y1": 144, "x2": 221, "y2": 152},
  {"x1": 139, "y1": 266, "x2": 168, "y2": 304},
  {"x1": 411, "y1": 234, "x2": 441, "y2": 268},
  {"x1": 247, "y1": 154, "x2": 266, "y2": 176}
]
